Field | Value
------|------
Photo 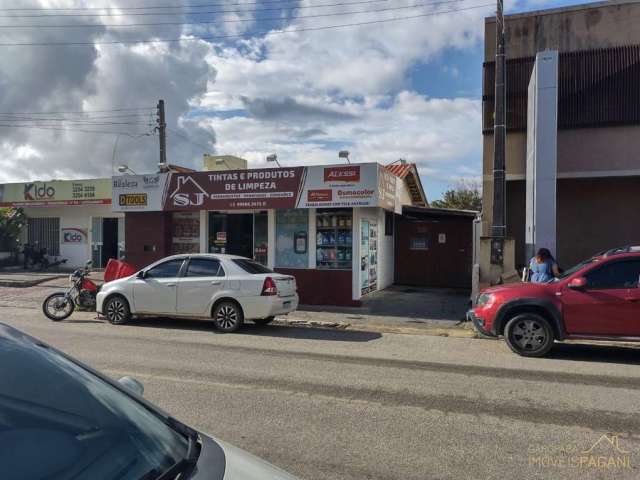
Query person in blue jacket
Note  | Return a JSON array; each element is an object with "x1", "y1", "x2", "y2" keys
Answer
[{"x1": 529, "y1": 248, "x2": 560, "y2": 283}]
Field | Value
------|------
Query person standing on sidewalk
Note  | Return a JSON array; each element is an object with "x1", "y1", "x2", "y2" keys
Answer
[{"x1": 528, "y1": 248, "x2": 560, "y2": 283}]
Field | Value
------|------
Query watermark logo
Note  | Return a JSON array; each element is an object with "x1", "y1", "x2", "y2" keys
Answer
[{"x1": 529, "y1": 434, "x2": 632, "y2": 470}]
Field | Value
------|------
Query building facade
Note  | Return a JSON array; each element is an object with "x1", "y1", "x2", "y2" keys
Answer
[
  {"x1": 0, "y1": 178, "x2": 123, "y2": 268},
  {"x1": 111, "y1": 163, "x2": 427, "y2": 306},
  {"x1": 483, "y1": 0, "x2": 640, "y2": 269}
]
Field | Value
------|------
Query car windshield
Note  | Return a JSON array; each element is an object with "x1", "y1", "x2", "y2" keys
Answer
[
  {"x1": 552, "y1": 257, "x2": 597, "y2": 281},
  {"x1": 0, "y1": 326, "x2": 190, "y2": 480},
  {"x1": 233, "y1": 258, "x2": 274, "y2": 274}
]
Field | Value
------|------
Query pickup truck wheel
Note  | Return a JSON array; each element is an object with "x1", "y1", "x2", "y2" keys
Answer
[
  {"x1": 504, "y1": 313, "x2": 554, "y2": 357},
  {"x1": 213, "y1": 301, "x2": 244, "y2": 333},
  {"x1": 253, "y1": 316, "x2": 275, "y2": 326}
]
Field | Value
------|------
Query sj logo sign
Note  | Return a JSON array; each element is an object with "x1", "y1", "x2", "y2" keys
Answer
[
  {"x1": 24, "y1": 183, "x2": 56, "y2": 201},
  {"x1": 62, "y1": 228, "x2": 88, "y2": 244}
]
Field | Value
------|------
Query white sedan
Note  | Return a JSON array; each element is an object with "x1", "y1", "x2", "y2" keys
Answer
[{"x1": 97, "y1": 254, "x2": 298, "y2": 332}]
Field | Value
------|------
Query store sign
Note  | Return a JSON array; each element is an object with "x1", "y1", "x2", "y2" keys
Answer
[
  {"x1": 62, "y1": 228, "x2": 88, "y2": 244},
  {"x1": 111, "y1": 174, "x2": 169, "y2": 212},
  {"x1": 324, "y1": 165, "x2": 360, "y2": 182},
  {"x1": 0, "y1": 179, "x2": 111, "y2": 207},
  {"x1": 165, "y1": 168, "x2": 305, "y2": 211},
  {"x1": 108, "y1": 163, "x2": 398, "y2": 212}
]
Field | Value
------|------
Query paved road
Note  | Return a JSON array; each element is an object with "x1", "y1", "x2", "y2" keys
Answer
[{"x1": 3, "y1": 285, "x2": 640, "y2": 479}]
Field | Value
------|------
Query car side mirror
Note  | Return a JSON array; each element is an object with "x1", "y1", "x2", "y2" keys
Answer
[
  {"x1": 118, "y1": 376, "x2": 144, "y2": 396},
  {"x1": 568, "y1": 276, "x2": 587, "y2": 291},
  {"x1": 136, "y1": 270, "x2": 146, "y2": 279}
]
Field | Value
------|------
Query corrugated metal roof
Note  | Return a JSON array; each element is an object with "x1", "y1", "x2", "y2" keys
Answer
[{"x1": 384, "y1": 163, "x2": 413, "y2": 179}]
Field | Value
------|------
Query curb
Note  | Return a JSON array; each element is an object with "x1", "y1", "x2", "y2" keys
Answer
[
  {"x1": 272, "y1": 317, "x2": 479, "y2": 338},
  {"x1": 0, "y1": 275, "x2": 66, "y2": 288}
]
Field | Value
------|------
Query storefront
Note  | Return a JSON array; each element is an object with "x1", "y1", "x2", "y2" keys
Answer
[
  {"x1": 0, "y1": 178, "x2": 123, "y2": 268},
  {"x1": 112, "y1": 163, "x2": 426, "y2": 305}
]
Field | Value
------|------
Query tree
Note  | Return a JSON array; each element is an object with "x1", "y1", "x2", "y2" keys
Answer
[
  {"x1": 430, "y1": 180, "x2": 482, "y2": 211},
  {"x1": 0, "y1": 208, "x2": 27, "y2": 251}
]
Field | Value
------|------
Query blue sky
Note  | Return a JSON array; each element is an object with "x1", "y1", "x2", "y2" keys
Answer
[{"x1": 0, "y1": 0, "x2": 601, "y2": 201}]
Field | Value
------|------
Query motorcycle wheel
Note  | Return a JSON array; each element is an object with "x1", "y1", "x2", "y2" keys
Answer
[{"x1": 42, "y1": 293, "x2": 75, "y2": 321}]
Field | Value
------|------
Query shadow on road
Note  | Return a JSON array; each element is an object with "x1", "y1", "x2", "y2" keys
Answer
[
  {"x1": 549, "y1": 342, "x2": 640, "y2": 365},
  {"x1": 122, "y1": 317, "x2": 382, "y2": 342}
]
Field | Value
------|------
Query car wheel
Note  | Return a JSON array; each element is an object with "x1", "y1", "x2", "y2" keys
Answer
[
  {"x1": 504, "y1": 313, "x2": 554, "y2": 357},
  {"x1": 253, "y1": 316, "x2": 275, "y2": 326},
  {"x1": 104, "y1": 296, "x2": 131, "y2": 325},
  {"x1": 213, "y1": 301, "x2": 244, "y2": 333}
]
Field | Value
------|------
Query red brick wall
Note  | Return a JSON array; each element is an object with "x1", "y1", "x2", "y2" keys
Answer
[
  {"x1": 274, "y1": 268, "x2": 358, "y2": 307},
  {"x1": 124, "y1": 212, "x2": 172, "y2": 269}
]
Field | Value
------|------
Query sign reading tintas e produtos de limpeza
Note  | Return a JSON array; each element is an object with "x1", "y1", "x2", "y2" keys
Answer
[{"x1": 158, "y1": 163, "x2": 397, "y2": 212}]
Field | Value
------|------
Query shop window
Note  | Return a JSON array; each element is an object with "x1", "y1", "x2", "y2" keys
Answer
[
  {"x1": 276, "y1": 209, "x2": 308, "y2": 268},
  {"x1": 316, "y1": 209, "x2": 352, "y2": 270},
  {"x1": 384, "y1": 211, "x2": 394, "y2": 236},
  {"x1": 171, "y1": 212, "x2": 200, "y2": 255},
  {"x1": 254, "y1": 212, "x2": 268, "y2": 266},
  {"x1": 410, "y1": 236, "x2": 429, "y2": 250}
]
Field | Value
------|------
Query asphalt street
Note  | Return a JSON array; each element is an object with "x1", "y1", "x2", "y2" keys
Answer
[{"x1": 3, "y1": 284, "x2": 640, "y2": 479}]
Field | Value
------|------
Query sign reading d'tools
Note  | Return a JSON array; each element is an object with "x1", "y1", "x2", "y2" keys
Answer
[
  {"x1": 111, "y1": 174, "x2": 169, "y2": 212},
  {"x1": 62, "y1": 228, "x2": 88, "y2": 244}
]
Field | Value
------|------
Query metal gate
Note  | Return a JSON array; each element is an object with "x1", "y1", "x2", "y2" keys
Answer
[
  {"x1": 27, "y1": 217, "x2": 60, "y2": 256},
  {"x1": 91, "y1": 217, "x2": 103, "y2": 268}
]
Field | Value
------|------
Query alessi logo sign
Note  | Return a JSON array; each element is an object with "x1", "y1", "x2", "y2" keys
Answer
[
  {"x1": 24, "y1": 183, "x2": 55, "y2": 201},
  {"x1": 324, "y1": 166, "x2": 360, "y2": 183}
]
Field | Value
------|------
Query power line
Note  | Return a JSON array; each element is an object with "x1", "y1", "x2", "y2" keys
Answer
[
  {"x1": 0, "y1": 0, "x2": 473, "y2": 28},
  {"x1": 0, "y1": 107, "x2": 155, "y2": 114},
  {"x1": 0, "y1": 123, "x2": 157, "y2": 136},
  {"x1": 0, "y1": 0, "x2": 391, "y2": 18},
  {"x1": 0, "y1": 0, "x2": 334, "y2": 11},
  {"x1": 0, "y1": 4, "x2": 493, "y2": 46}
]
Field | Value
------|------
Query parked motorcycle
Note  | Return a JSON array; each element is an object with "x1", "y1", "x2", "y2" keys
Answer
[{"x1": 42, "y1": 261, "x2": 99, "y2": 321}]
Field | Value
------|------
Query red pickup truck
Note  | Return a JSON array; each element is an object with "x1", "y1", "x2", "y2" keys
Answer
[{"x1": 468, "y1": 246, "x2": 640, "y2": 357}]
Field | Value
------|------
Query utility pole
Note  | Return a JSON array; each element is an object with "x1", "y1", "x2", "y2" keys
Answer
[
  {"x1": 490, "y1": 0, "x2": 506, "y2": 265},
  {"x1": 157, "y1": 99, "x2": 167, "y2": 171}
]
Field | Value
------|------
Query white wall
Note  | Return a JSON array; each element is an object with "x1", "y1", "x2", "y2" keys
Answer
[
  {"x1": 377, "y1": 208, "x2": 394, "y2": 290},
  {"x1": 22, "y1": 205, "x2": 122, "y2": 268}
]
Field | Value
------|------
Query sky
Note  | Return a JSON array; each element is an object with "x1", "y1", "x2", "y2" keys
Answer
[{"x1": 0, "y1": 0, "x2": 597, "y2": 201}]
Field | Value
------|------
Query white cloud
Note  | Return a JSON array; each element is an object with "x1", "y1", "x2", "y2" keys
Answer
[{"x1": 0, "y1": 0, "x2": 491, "y2": 190}]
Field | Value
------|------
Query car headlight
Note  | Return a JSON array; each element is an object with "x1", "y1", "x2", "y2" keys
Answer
[{"x1": 476, "y1": 293, "x2": 494, "y2": 306}]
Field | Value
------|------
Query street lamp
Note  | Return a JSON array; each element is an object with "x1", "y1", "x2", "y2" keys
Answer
[
  {"x1": 266, "y1": 153, "x2": 281, "y2": 167},
  {"x1": 338, "y1": 150, "x2": 350, "y2": 164},
  {"x1": 117, "y1": 164, "x2": 137, "y2": 175}
]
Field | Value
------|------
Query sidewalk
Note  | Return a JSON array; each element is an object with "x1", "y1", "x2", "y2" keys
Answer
[
  {"x1": 279, "y1": 285, "x2": 476, "y2": 337},
  {"x1": 0, "y1": 270, "x2": 105, "y2": 288}
]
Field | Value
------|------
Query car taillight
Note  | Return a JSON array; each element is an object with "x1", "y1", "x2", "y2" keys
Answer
[{"x1": 261, "y1": 277, "x2": 277, "y2": 296}]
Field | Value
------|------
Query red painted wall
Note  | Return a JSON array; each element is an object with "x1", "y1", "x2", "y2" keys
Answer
[
  {"x1": 124, "y1": 212, "x2": 172, "y2": 269},
  {"x1": 275, "y1": 268, "x2": 358, "y2": 307}
]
